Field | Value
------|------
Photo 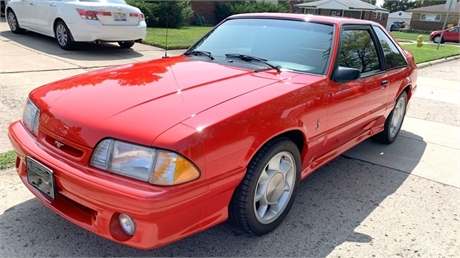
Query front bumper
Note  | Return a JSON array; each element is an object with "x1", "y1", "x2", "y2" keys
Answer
[
  {"x1": 67, "y1": 19, "x2": 147, "y2": 42},
  {"x1": 8, "y1": 121, "x2": 209, "y2": 249}
]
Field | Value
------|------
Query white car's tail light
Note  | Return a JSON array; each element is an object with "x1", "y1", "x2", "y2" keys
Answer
[
  {"x1": 130, "y1": 13, "x2": 145, "y2": 21},
  {"x1": 22, "y1": 98, "x2": 40, "y2": 136},
  {"x1": 76, "y1": 8, "x2": 111, "y2": 20},
  {"x1": 90, "y1": 139, "x2": 200, "y2": 185}
]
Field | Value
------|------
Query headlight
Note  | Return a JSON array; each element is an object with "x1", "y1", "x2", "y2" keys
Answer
[
  {"x1": 22, "y1": 98, "x2": 40, "y2": 136},
  {"x1": 90, "y1": 139, "x2": 200, "y2": 185}
]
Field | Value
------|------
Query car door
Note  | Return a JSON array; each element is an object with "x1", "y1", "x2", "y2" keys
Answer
[
  {"x1": 444, "y1": 26, "x2": 459, "y2": 42},
  {"x1": 34, "y1": 0, "x2": 59, "y2": 36},
  {"x1": 10, "y1": 0, "x2": 37, "y2": 29},
  {"x1": 324, "y1": 25, "x2": 389, "y2": 151}
]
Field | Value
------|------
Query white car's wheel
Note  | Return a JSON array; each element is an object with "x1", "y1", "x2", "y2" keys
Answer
[
  {"x1": 55, "y1": 20, "x2": 74, "y2": 50},
  {"x1": 7, "y1": 9, "x2": 25, "y2": 34},
  {"x1": 118, "y1": 41, "x2": 135, "y2": 49}
]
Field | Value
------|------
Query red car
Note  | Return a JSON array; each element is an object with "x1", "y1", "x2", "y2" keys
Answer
[
  {"x1": 430, "y1": 25, "x2": 460, "y2": 43},
  {"x1": 8, "y1": 13, "x2": 417, "y2": 249}
]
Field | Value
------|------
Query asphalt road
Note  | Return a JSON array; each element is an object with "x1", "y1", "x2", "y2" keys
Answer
[{"x1": 1, "y1": 17, "x2": 459, "y2": 257}]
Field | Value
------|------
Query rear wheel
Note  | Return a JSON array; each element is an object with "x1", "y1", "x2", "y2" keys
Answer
[
  {"x1": 373, "y1": 91, "x2": 408, "y2": 144},
  {"x1": 7, "y1": 9, "x2": 25, "y2": 34},
  {"x1": 229, "y1": 137, "x2": 300, "y2": 235},
  {"x1": 55, "y1": 20, "x2": 74, "y2": 50},
  {"x1": 118, "y1": 41, "x2": 135, "y2": 49}
]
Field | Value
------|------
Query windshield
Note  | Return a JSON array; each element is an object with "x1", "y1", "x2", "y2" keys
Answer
[{"x1": 189, "y1": 18, "x2": 334, "y2": 74}]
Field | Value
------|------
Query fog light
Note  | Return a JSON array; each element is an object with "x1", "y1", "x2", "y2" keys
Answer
[{"x1": 119, "y1": 214, "x2": 136, "y2": 236}]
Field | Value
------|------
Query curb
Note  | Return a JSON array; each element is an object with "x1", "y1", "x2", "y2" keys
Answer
[{"x1": 417, "y1": 55, "x2": 460, "y2": 69}]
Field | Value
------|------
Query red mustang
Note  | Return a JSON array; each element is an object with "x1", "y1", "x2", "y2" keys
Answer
[{"x1": 8, "y1": 13, "x2": 417, "y2": 249}]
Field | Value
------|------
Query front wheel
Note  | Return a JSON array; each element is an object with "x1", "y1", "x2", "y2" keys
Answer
[
  {"x1": 229, "y1": 137, "x2": 301, "y2": 235},
  {"x1": 433, "y1": 35, "x2": 444, "y2": 44},
  {"x1": 7, "y1": 9, "x2": 25, "y2": 34},
  {"x1": 55, "y1": 20, "x2": 74, "y2": 50},
  {"x1": 118, "y1": 41, "x2": 135, "y2": 49},
  {"x1": 373, "y1": 91, "x2": 408, "y2": 144}
]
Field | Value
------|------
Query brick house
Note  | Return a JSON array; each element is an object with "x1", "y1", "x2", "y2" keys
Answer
[
  {"x1": 406, "y1": 1, "x2": 460, "y2": 31},
  {"x1": 294, "y1": 0, "x2": 389, "y2": 28}
]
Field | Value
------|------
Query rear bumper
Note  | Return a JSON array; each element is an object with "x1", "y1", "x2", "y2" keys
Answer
[
  {"x1": 7, "y1": 121, "x2": 209, "y2": 250},
  {"x1": 68, "y1": 19, "x2": 147, "y2": 42}
]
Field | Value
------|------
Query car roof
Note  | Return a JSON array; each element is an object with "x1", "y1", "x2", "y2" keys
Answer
[{"x1": 227, "y1": 13, "x2": 381, "y2": 27}]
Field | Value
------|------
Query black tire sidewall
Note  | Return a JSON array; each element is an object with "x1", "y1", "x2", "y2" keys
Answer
[
  {"x1": 242, "y1": 138, "x2": 301, "y2": 235},
  {"x1": 55, "y1": 21, "x2": 74, "y2": 50}
]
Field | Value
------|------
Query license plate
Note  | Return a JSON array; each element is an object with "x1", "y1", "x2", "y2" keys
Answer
[
  {"x1": 26, "y1": 157, "x2": 55, "y2": 199},
  {"x1": 113, "y1": 12, "x2": 127, "y2": 21}
]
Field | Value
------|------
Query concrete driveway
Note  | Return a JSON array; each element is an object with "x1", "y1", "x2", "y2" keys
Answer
[{"x1": 1, "y1": 17, "x2": 459, "y2": 257}]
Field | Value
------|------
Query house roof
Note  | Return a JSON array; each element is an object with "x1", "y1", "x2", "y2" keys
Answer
[
  {"x1": 406, "y1": 1, "x2": 460, "y2": 13},
  {"x1": 295, "y1": 0, "x2": 388, "y2": 11}
]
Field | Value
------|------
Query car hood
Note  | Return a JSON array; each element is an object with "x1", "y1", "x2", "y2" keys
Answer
[{"x1": 32, "y1": 56, "x2": 294, "y2": 147}]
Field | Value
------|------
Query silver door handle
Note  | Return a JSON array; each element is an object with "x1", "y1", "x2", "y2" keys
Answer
[
  {"x1": 30, "y1": 2, "x2": 36, "y2": 5},
  {"x1": 50, "y1": 3, "x2": 56, "y2": 6}
]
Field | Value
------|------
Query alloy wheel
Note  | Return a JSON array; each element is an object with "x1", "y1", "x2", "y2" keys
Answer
[
  {"x1": 56, "y1": 24, "x2": 68, "y2": 47},
  {"x1": 254, "y1": 151, "x2": 296, "y2": 224},
  {"x1": 7, "y1": 12, "x2": 17, "y2": 31},
  {"x1": 389, "y1": 95, "x2": 406, "y2": 138}
]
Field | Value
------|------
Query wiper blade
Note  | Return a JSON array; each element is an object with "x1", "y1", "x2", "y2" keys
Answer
[
  {"x1": 185, "y1": 50, "x2": 214, "y2": 60},
  {"x1": 225, "y1": 53, "x2": 281, "y2": 72}
]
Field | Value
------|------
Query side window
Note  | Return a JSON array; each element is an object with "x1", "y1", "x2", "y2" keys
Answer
[
  {"x1": 373, "y1": 26, "x2": 407, "y2": 69},
  {"x1": 337, "y1": 29, "x2": 380, "y2": 73}
]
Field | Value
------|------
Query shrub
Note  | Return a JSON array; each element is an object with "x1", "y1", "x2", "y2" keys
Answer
[
  {"x1": 214, "y1": 1, "x2": 289, "y2": 23},
  {"x1": 126, "y1": 0, "x2": 193, "y2": 28}
]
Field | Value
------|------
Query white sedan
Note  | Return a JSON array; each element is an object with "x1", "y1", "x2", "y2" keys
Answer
[{"x1": 5, "y1": 0, "x2": 147, "y2": 49}]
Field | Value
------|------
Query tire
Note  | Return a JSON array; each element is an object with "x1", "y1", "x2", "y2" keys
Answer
[
  {"x1": 433, "y1": 35, "x2": 444, "y2": 44},
  {"x1": 373, "y1": 91, "x2": 408, "y2": 144},
  {"x1": 7, "y1": 9, "x2": 25, "y2": 34},
  {"x1": 229, "y1": 137, "x2": 301, "y2": 236},
  {"x1": 118, "y1": 41, "x2": 135, "y2": 49},
  {"x1": 54, "y1": 20, "x2": 74, "y2": 50}
]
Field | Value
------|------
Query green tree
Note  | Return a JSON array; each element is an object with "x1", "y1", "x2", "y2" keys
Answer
[
  {"x1": 382, "y1": 0, "x2": 422, "y2": 12},
  {"x1": 362, "y1": 0, "x2": 377, "y2": 5}
]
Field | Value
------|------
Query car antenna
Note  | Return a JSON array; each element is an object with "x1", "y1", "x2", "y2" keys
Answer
[{"x1": 163, "y1": 7, "x2": 169, "y2": 58}]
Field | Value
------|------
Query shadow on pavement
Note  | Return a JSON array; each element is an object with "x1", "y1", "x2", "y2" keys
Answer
[{"x1": 0, "y1": 134, "x2": 427, "y2": 256}]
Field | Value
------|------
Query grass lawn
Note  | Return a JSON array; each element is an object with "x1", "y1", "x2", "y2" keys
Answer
[
  {"x1": 391, "y1": 31, "x2": 431, "y2": 42},
  {"x1": 0, "y1": 150, "x2": 16, "y2": 170},
  {"x1": 144, "y1": 26, "x2": 213, "y2": 49},
  {"x1": 401, "y1": 44, "x2": 460, "y2": 64}
]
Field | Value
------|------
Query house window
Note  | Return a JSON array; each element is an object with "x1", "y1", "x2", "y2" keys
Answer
[
  {"x1": 378, "y1": 12, "x2": 382, "y2": 20},
  {"x1": 420, "y1": 13, "x2": 441, "y2": 22},
  {"x1": 306, "y1": 9, "x2": 317, "y2": 15},
  {"x1": 374, "y1": 12, "x2": 378, "y2": 19}
]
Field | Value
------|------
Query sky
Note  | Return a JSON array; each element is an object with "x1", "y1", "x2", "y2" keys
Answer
[{"x1": 376, "y1": 0, "x2": 384, "y2": 7}]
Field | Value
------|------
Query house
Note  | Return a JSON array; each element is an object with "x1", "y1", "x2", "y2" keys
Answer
[
  {"x1": 406, "y1": 1, "x2": 460, "y2": 31},
  {"x1": 387, "y1": 11, "x2": 412, "y2": 31},
  {"x1": 294, "y1": 0, "x2": 389, "y2": 27}
]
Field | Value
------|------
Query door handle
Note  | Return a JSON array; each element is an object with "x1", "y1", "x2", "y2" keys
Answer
[
  {"x1": 30, "y1": 2, "x2": 36, "y2": 5},
  {"x1": 381, "y1": 80, "x2": 388, "y2": 89},
  {"x1": 50, "y1": 3, "x2": 57, "y2": 6}
]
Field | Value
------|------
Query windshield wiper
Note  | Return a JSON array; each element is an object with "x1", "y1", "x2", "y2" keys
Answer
[
  {"x1": 225, "y1": 53, "x2": 281, "y2": 73},
  {"x1": 185, "y1": 50, "x2": 214, "y2": 60}
]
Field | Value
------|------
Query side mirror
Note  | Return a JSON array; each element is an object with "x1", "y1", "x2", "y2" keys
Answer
[{"x1": 332, "y1": 66, "x2": 361, "y2": 82}]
